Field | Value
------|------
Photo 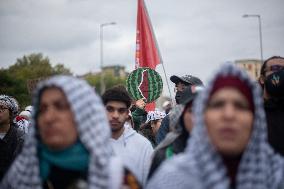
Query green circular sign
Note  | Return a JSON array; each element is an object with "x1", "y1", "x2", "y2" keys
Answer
[{"x1": 126, "y1": 67, "x2": 163, "y2": 103}]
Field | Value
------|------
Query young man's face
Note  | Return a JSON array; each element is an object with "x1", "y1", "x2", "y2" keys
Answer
[
  {"x1": 0, "y1": 103, "x2": 10, "y2": 126},
  {"x1": 105, "y1": 101, "x2": 129, "y2": 133}
]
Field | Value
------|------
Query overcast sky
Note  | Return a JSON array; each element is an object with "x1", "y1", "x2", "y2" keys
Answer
[{"x1": 1, "y1": 0, "x2": 284, "y2": 96}]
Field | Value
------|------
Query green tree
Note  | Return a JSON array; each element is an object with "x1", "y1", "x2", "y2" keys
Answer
[
  {"x1": 0, "y1": 53, "x2": 72, "y2": 108},
  {"x1": 84, "y1": 72, "x2": 127, "y2": 95},
  {"x1": 53, "y1": 64, "x2": 72, "y2": 75},
  {"x1": 0, "y1": 69, "x2": 28, "y2": 109}
]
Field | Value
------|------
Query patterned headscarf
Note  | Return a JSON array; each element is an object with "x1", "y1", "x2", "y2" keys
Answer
[
  {"x1": 145, "y1": 110, "x2": 166, "y2": 124},
  {"x1": 147, "y1": 63, "x2": 284, "y2": 189},
  {"x1": 187, "y1": 63, "x2": 284, "y2": 188},
  {"x1": 0, "y1": 95, "x2": 19, "y2": 118},
  {"x1": 1, "y1": 76, "x2": 113, "y2": 189}
]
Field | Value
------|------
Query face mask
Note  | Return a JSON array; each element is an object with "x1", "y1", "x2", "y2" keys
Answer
[
  {"x1": 264, "y1": 70, "x2": 284, "y2": 98},
  {"x1": 175, "y1": 91, "x2": 183, "y2": 104}
]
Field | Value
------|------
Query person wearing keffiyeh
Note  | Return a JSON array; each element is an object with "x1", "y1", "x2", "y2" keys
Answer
[
  {"x1": 146, "y1": 63, "x2": 284, "y2": 189},
  {"x1": 147, "y1": 85, "x2": 202, "y2": 180},
  {"x1": 0, "y1": 76, "x2": 141, "y2": 189},
  {"x1": 0, "y1": 95, "x2": 24, "y2": 181},
  {"x1": 139, "y1": 110, "x2": 166, "y2": 147}
]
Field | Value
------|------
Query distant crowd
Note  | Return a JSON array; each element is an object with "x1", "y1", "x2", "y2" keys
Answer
[{"x1": 0, "y1": 56, "x2": 284, "y2": 189}]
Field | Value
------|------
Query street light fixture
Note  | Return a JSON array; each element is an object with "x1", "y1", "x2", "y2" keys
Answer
[
  {"x1": 243, "y1": 14, "x2": 263, "y2": 63},
  {"x1": 100, "y1": 22, "x2": 116, "y2": 94}
]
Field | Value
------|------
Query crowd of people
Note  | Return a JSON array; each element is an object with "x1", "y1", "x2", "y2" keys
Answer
[{"x1": 0, "y1": 56, "x2": 284, "y2": 189}]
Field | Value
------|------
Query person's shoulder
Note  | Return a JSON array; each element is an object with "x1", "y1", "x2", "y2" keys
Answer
[
  {"x1": 147, "y1": 153, "x2": 201, "y2": 189},
  {"x1": 154, "y1": 145, "x2": 168, "y2": 158},
  {"x1": 160, "y1": 153, "x2": 200, "y2": 180},
  {"x1": 132, "y1": 132, "x2": 153, "y2": 147}
]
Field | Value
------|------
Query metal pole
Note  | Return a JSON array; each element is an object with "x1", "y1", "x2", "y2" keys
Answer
[
  {"x1": 161, "y1": 61, "x2": 174, "y2": 106},
  {"x1": 243, "y1": 14, "x2": 263, "y2": 64},
  {"x1": 100, "y1": 24, "x2": 104, "y2": 95},
  {"x1": 257, "y1": 15, "x2": 264, "y2": 63},
  {"x1": 99, "y1": 22, "x2": 116, "y2": 95}
]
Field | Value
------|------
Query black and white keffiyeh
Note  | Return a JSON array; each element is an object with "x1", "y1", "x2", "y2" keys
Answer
[
  {"x1": 1, "y1": 76, "x2": 114, "y2": 189},
  {"x1": 0, "y1": 95, "x2": 19, "y2": 118},
  {"x1": 145, "y1": 110, "x2": 166, "y2": 123},
  {"x1": 147, "y1": 63, "x2": 284, "y2": 189}
]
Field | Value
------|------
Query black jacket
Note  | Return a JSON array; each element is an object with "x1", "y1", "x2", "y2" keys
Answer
[
  {"x1": 265, "y1": 98, "x2": 284, "y2": 156},
  {"x1": 0, "y1": 125, "x2": 25, "y2": 180}
]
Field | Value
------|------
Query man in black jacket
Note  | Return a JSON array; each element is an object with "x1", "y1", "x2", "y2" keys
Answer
[
  {"x1": 259, "y1": 56, "x2": 284, "y2": 156},
  {"x1": 155, "y1": 74, "x2": 203, "y2": 144},
  {"x1": 148, "y1": 85, "x2": 203, "y2": 180},
  {"x1": 0, "y1": 95, "x2": 25, "y2": 181}
]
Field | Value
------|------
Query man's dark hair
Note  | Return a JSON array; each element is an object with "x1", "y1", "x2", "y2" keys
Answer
[
  {"x1": 259, "y1": 56, "x2": 284, "y2": 89},
  {"x1": 260, "y1": 56, "x2": 284, "y2": 76},
  {"x1": 102, "y1": 85, "x2": 132, "y2": 108}
]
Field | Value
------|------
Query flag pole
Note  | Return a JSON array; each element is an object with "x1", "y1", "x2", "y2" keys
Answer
[{"x1": 142, "y1": 0, "x2": 174, "y2": 104}]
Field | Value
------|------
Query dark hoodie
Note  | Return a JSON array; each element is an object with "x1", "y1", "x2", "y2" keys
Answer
[{"x1": 265, "y1": 97, "x2": 284, "y2": 156}]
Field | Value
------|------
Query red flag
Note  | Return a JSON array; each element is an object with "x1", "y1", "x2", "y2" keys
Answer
[
  {"x1": 135, "y1": 0, "x2": 161, "y2": 111},
  {"x1": 135, "y1": 0, "x2": 161, "y2": 69}
]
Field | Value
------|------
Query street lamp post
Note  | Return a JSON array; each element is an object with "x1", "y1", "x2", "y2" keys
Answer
[
  {"x1": 100, "y1": 22, "x2": 116, "y2": 94},
  {"x1": 243, "y1": 14, "x2": 263, "y2": 63}
]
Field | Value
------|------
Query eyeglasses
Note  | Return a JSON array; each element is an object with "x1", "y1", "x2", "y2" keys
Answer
[
  {"x1": 264, "y1": 65, "x2": 284, "y2": 73},
  {"x1": 106, "y1": 106, "x2": 128, "y2": 114}
]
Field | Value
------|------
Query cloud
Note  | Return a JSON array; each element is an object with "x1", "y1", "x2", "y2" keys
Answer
[{"x1": 0, "y1": 0, "x2": 284, "y2": 96}]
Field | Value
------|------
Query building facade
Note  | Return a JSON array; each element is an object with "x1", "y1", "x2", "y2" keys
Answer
[
  {"x1": 234, "y1": 59, "x2": 262, "y2": 80},
  {"x1": 102, "y1": 65, "x2": 128, "y2": 78}
]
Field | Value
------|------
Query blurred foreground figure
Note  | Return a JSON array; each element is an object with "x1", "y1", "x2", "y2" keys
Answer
[
  {"x1": 259, "y1": 56, "x2": 284, "y2": 156},
  {"x1": 147, "y1": 64, "x2": 284, "y2": 189},
  {"x1": 1, "y1": 76, "x2": 140, "y2": 189},
  {"x1": 0, "y1": 95, "x2": 24, "y2": 181}
]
